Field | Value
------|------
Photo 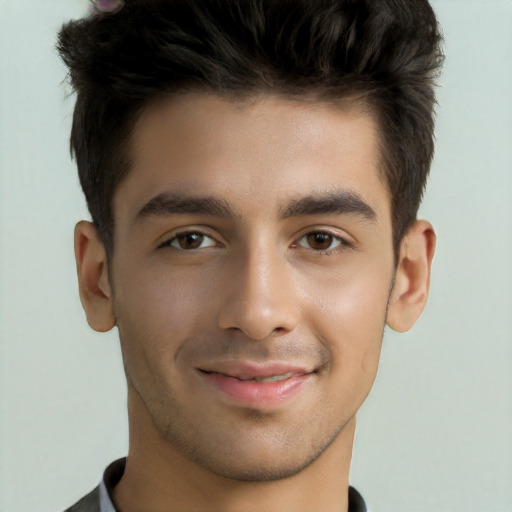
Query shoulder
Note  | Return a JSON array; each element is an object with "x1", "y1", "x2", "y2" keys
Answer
[{"x1": 63, "y1": 486, "x2": 100, "y2": 512}]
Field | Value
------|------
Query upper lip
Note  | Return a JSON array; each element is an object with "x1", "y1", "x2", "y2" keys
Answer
[{"x1": 197, "y1": 361, "x2": 315, "y2": 380}]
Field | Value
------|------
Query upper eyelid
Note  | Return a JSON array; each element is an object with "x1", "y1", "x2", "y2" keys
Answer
[
  {"x1": 293, "y1": 226, "x2": 353, "y2": 243},
  {"x1": 157, "y1": 228, "x2": 219, "y2": 249},
  {"x1": 297, "y1": 230, "x2": 343, "y2": 241},
  {"x1": 294, "y1": 232, "x2": 351, "y2": 249},
  {"x1": 159, "y1": 226, "x2": 218, "y2": 241}
]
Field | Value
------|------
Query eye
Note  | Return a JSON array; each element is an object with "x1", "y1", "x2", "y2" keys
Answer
[
  {"x1": 159, "y1": 231, "x2": 217, "y2": 250},
  {"x1": 295, "y1": 231, "x2": 348, "y2": 252}
]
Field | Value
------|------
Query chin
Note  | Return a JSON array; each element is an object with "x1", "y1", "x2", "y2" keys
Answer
[
  {"x1": 193, "y1": 452, "x2": 318, "y2": 483},
  {"x1": 162, "y1": 418, "x2": 344, "y2": 483}
]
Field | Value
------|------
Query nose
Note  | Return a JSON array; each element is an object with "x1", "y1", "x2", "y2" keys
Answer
[{"x1": 217, "y1": 246, "x2": 300, "y2": 340}]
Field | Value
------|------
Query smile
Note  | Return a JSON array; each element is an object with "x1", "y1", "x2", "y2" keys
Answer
[
  {"x1": 197, "y1": 363, "x2": 315, "y2": 407},
  {"x1": 201, "y1": 370, "x2": 299, "y2": 382}
]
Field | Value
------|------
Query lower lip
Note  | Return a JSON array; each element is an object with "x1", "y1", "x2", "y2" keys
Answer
[{"x1": 199, "y1": 371, "x2": 311, "y2": 407}]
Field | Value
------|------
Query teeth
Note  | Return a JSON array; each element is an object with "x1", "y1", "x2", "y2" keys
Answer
[
  {"x1": 249, "y1": 372, "x2": 294, "y2": 382},
  {"x1": 202, "y1": 370, "x2": 301, "y2": 382}
]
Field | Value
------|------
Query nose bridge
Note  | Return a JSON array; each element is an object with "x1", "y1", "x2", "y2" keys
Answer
[{"x1": 218, "y1": 237, "x2": 299, "y2": 340}]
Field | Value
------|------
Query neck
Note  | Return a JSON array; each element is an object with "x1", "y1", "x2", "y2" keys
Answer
[{"x1": 113, "y1": 391, "x2": 356, "y2": 512}]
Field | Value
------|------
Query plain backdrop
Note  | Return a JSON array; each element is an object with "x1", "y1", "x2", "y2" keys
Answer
[{"x1": 0, "y1": 1, "x2": 511, "y2": 511}]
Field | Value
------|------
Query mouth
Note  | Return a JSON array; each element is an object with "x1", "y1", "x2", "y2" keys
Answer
[
  {"x1": 196, "y1": 362, "x2": 315, "y2": 407},
  {"x1": 205, "y1": 371, "x2": 299, "y2": 382}
]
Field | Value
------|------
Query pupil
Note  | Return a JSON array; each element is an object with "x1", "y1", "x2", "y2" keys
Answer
[
  {"x1": 308, "y1": 233, "x2": 332, "y2": 250},
  {"x1": 180, "y1": 233, "x2": 203, "y2": 249}
]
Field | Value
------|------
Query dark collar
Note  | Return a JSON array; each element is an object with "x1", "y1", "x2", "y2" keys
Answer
[
  {"x1": 348, "y1": 485, "x2": 367, "y2": 512},
  {"x1": 104, "y1": 458, "x2": 367, "y2": 512}
]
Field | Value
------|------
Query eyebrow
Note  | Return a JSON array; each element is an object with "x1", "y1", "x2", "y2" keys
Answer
[
  {"x1": 279, "y1": 190, "x2": 377, "y2": 221},
  {"x1": 135, "y1": 190, "x2": 376, "y2": 223},
  {"x1": 135, "y1": 193, "x2": 235, "y2": 221}
]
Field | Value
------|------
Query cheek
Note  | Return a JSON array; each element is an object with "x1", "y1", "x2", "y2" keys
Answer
[
  {"x1": 112, "y1": 263, "x2": 220, "y2": 374},
  {"x1": 115, "y1": 258, "x2": 219, "y2": 324},
  {"x1": 302, "y1": 263, "x2": 392, "y2": 381}
]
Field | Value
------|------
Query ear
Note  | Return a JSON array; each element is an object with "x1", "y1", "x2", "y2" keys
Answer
[
  {"x1": 74, "y1": 221, "x2": 116, "y2": 332},
  {"x1": 387, "y1": 220, "x2": 436, "y2": 333}
]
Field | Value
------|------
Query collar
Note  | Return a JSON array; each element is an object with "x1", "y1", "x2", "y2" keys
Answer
[{"x1": 100, "y1": 458, "x2": 367, "y2": 512}]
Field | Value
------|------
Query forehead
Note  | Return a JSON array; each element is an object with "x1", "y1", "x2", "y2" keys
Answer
[{"x1": 115, "y1": 92, "x2": 390, "y2": 224}]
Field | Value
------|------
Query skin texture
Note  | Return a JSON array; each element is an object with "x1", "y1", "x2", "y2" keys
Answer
[{"x1": 75, "y1": 93, "x2": 436, "y2": 512}]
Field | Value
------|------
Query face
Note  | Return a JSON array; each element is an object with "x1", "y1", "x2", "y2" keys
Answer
[{"x1": 109, "y1": 93, "x2": 395, "y2": 480}]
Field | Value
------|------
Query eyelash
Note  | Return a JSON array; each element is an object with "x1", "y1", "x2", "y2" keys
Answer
[
  {"x1": 293, "y1": 231, "x2": 353, "y2": 254},
  {"x1": 158, "y1": 229, "x2": 353, "y2": 253},
  {"x1": 158, "y1": 231, "x2": 218, "y2": 251}
]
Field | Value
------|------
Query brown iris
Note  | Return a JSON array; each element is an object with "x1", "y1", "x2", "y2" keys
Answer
[
  {"x1": 307, "y1": 233, "x2": 334, "y2": 250},
  {"x1": 177, "y1": 233, "x2": 204, "y2": 250}
]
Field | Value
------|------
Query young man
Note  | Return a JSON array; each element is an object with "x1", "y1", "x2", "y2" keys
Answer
[{"x1": 58, "y1": 0, "x2": 442, "y2": 510}]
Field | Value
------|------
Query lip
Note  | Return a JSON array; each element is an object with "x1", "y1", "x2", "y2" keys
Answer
[{"x1": 197, "y1": 361, "x2": 315, "y2": 407}]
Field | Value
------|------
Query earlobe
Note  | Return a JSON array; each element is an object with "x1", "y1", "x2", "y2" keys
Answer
[
  {"x1": 74, "y1": 221, "x2": 116, "y2": 332},
  {"x1": 386, "y1": 220, "x2": 436, "y2": 333}
]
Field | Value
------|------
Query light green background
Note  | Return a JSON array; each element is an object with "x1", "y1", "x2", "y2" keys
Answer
[{"x1": 0, "y1": 1, "x2": 511, "y2": 510}]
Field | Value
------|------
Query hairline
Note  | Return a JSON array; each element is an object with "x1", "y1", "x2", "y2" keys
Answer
[{"x1": 100, "y1": 87, "x2": 402, "y2": 266}]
